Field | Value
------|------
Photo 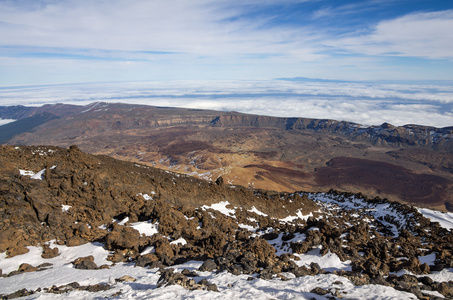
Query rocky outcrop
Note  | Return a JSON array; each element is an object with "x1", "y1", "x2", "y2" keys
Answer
[
  {"x1": 1, "y1": 145, "x2": 453, "y2": 300},
  {"x1": 157, "y1": 268, "x2": 218, "y2": 291},
  {"x1": 0, "y1": 282, "x2": 112, "y2": 299},
  {"x1": 211, "y1": 115, "x2": 453, "y2": 151}
]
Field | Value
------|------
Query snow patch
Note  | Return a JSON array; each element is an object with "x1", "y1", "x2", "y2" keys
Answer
[
  {"x1": 19, "y1": 169, "x2": 35, "y2": 176},
  {"x1": 248, "y1": 206, "x2": 267, "y2": 217},
  {"x1": 238, "y1": 223, "x2": 258, "y2": 231},
  {"x1": 19, "y1": 168, "x2": 46, "y2": 180},
  {"x1": 118, "y1": 217, "x2": 129, "y2": 225},
  {"x1": 170, "y1": 238, "x2": 187, "y2": 245},
  {"x1": 0, "y1": 242, "x2": 429, "y2": 299},
  {"x1": 419, "y1": 252, "x2": 436, "y2": 265},
  {"x1": 129, "y1": 221, "x2": 159, "y2": 236},
  {"x1": 418, "y1": 208, "x2": 453, "y2": 230},
  {"x1": 202, "y1": 201, "x2": 236, "y2": 217},
  {"x1": 280, "y1": 209, "x2": 314, "y2": 223},
  {"x1": 30, "y1": 169, "x2": 46, "y2": 180},
  {"x1": 137, "y1": 193, "x2": 153, "y2": 200},
  {"x1": 61, "y1": 205, "x2": 72, "y2": 212},
  {"x1": 293, "y1": 246, "x2": 352, "y2": 272}
]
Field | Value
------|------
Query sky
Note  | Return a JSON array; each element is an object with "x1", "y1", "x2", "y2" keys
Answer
[{"x1": 1, "y1": 0, "x2": 453, "y2": 85}]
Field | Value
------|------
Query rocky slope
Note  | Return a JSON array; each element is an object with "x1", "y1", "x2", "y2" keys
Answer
[
  {"x1": 1, "y1": 145, "x2": 453, "y2": 299},
  {"x1": 1, "y1": 102, "x2": 452, "y2": 210}
]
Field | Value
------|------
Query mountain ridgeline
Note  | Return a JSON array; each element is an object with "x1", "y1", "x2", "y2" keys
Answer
[
  {"x1": 0, "y1": 102, "x2": 452, "y2": 210},
  {"x1": 211, "y1": 115, "x2": 453, "y2": 151},
  {"x1": 1, "y1": 103, "x2": 452, "y2": 151}
]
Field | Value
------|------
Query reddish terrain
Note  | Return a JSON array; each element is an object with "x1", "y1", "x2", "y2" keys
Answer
[{"x1": 1, "y1": 102, "x2": 452, "y2": 210}]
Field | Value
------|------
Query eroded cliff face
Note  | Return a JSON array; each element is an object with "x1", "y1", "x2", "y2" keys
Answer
[
  {"x1": 2, "y1": 102, "x2": 452, "y2": 210},
  {"x1": 2, "y1": 102, "x2": 452, "y2": 151},
  {"x1": 211, "y1": 114, "x2": 453, "y2": 151}
]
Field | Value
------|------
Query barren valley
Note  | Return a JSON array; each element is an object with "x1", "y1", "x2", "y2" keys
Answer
[{"x1": 1, "y1": 102, "x2": 452, "y2": 210}]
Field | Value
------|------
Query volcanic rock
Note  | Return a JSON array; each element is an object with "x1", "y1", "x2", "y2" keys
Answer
[
  {"x1": 73, "y1": 256, "x2": 98, "y2": 270},
  {"x1": 41, "y1": 244, "x2": 59, "y2": 259}
]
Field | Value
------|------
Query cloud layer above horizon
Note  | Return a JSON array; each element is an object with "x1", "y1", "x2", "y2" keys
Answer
[
  {"x1": 1, "y1": 80, "x2": 452, "y2": 128},
  {"x1": 1, "y1": 0, "x2": 453, "y2": 84}
]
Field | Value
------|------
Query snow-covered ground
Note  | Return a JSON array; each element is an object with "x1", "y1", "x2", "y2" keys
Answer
[
  {"x1": 0, "y1": 242, "x2": 423, "y2": 300},
  {"x1": 418, "y1": 208, "x2": 453, "y2": 230},
  {"x1": 2, "y1": 194, "x2": 453, "y2": 299}
]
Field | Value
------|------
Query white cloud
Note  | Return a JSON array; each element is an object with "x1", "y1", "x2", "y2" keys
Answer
[
  {"x1": 1, "y1": 80, "x2": 452, "y2": 128},
  {"x1": 332, "y1": 10, "x2": 453, "y2": 60},
  {"x1": 0, "y1": 0, "x2": 321, "y2": 58},
  {"x1": 1, "y1": 2, "x2": 453, "y2": 84}
]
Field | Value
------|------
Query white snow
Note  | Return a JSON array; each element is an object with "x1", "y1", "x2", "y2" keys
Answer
[
  {"x1": 19, "y1": 170, "x2": 35, "y2": 176},
  {"x1": 248, "y1": 206, "x2": 267, "y2": 217},
  {"x1": 202, "y1": 201, "x2": 236, "y2": 217},
  {"x1": 267, "y1": 232, "x2": 306, "y2": 256},
  {"x1": 140, "y1": 246, "x2": 155, "y2": 255},
  {"x1": 61, "y1": 205, "x2": 72, "y2": 212},
  {"x1": 0, "y1": 259, "x2": 419, "y2": 299},
  {"x1": 307, "y1": 192, "x2": 412, "y2": 237},
  {"x1": 419, "y1": 252, "x2": 437, "y2": 265},
  {"x1": 293, "y1": 246, "x2": 352, "y2": 272},
  {"x1": 0, "y1": 241, "x2": 110, "y2": 275},
  {"x1": 3, "y1": 192, "x2": 453, "y2": 299},
  {"x1": 19, "y1": 169, "x2": 46, "y2": 180},
  {"x1": 30, "y1": 169, "x2": 46, "y2": 180},
  {"x1": 129, "y1": 221, "x2": 159, "y2": 236},
  {"x1": 137, "y1": 193, "x2": 153, "y2": 200},
  {"x1": 418, "y1": 208, "x2": 453, "y2": 230},
  {"x1": 280, "y1": 210, "x2": 314, "y2": 223},
  {"x1": 425, "y1": 268, "x2": 453, "y2": 283},
  {"x1": 170, "y1": 238, "x2": 187, "y2": 245},
  {"x1": 0, "y1": 241, "x2": 440, "y2": 300},
  {"x1": 117, "y1": 217, "x2": 129, "y2": 225},
  {"x1": 238, "y1": 223, "x2": 258, "y2": 232}
]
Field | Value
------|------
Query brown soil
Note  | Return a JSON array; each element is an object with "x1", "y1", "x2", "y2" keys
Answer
[{"x1": 315, "y1": 157, "x2": 452, "y2": 206}]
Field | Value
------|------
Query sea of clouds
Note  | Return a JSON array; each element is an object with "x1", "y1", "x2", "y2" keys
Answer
[{"x1": 1, "y1": 79, "x2": 452, "y2": 127}]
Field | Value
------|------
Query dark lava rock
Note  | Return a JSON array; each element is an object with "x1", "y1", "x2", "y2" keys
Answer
[
  {"x1": 181, "y1": 269, "x2": 198, "y2": 277},
  {"x1": 18, "y1": 263, "x2": 39, "y2": 273},
  {"x1": 135, "y1": 254, "x2": 159, "y2": 268},
  {"x1": 105, "y1": 225, "x2": 141, "y2": 252},
  {"x1": 41, "y1": 244, "x2": 59, "y2": 259},
  {"x1": 86, "y1": 283, "x2": 112, "y2": 292},
  {"x1": 157, "y1": 268, "x2": 216, "y2": 291},
  {"x1": 198, "y1": 279, "x2": 219, "y2": 292},
  {"x1": 199, "y1": 259, "x2": 217, "y2": 272},
  {"x1": 73, "y1": 256, "x2": 98, "y2": 270},
  {"x1": 310, "y1": 287, "x2": 329, "y2": 295},
  {"x1": 437, "y1": 282, "x2": 453, "y2": 297},
  {"x1": 1, "y1": 288, "x2": 35, "y2": 299}
]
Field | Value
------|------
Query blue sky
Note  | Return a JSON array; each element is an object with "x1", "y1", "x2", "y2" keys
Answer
[{"x1": 0, "y1": 0, "x2": 452, "y2": 85}]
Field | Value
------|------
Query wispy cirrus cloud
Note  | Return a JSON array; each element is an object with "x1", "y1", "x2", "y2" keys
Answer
[
  {"x1": 0, "y1": 1, "x2": 452, "y2": 84},
  {"x1": 331, "y1": 10, "x2": 453, "y2": 60}
]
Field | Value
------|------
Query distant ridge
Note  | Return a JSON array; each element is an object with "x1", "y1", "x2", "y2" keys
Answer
[
  {"x1": 0, "y1": 102, "x2": 451, "y2": 210},
  {"x1": 0, "y1": 112, "x2": 59, "y2": 144}
]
